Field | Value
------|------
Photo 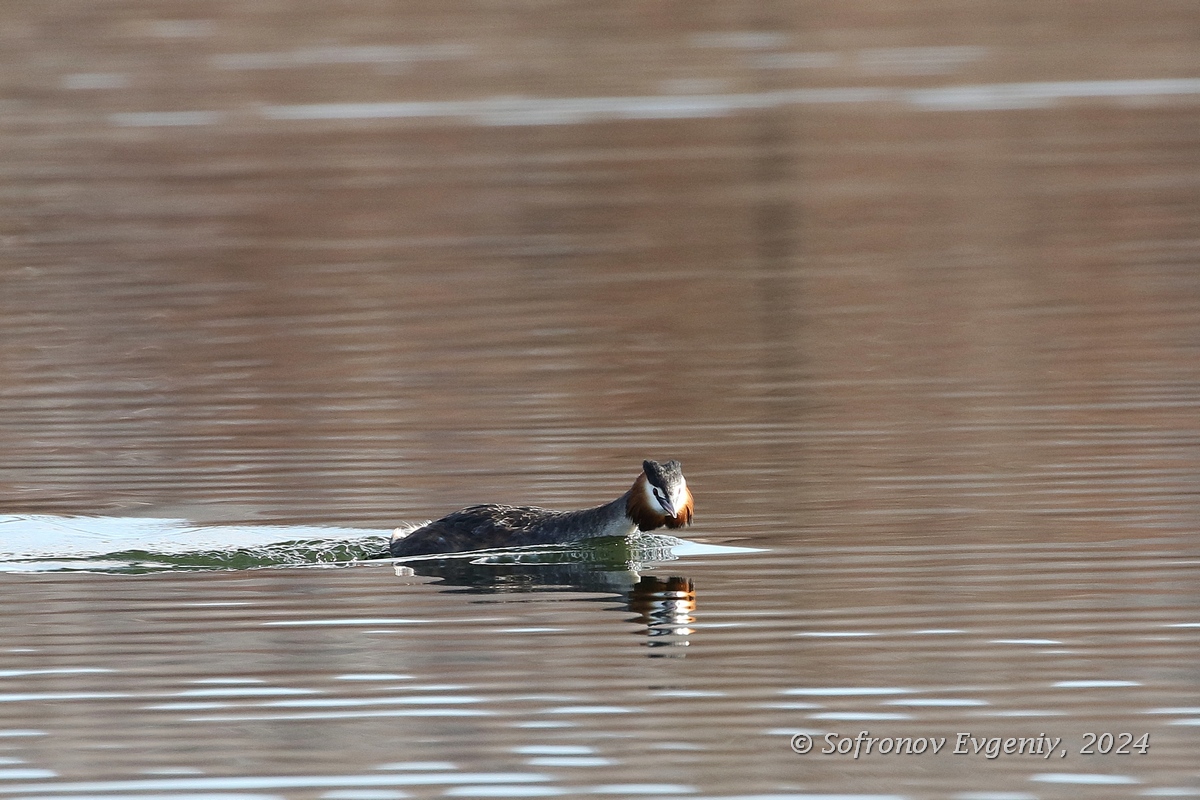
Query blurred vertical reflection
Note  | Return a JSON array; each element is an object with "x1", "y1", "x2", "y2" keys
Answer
[{"x1": 630, "y1": 575, "x2": 697, "y2": 651}]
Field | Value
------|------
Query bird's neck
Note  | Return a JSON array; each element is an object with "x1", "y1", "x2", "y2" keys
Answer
[
  {"x1": 561, "y1": 491, "x2": 642, "y2": 539},
  {"x1": 553, "y1": 474, "x2": 688, "y2": 540},
  {"x1": 559, "y1": 478, "x2": 662, "y2": 539}
]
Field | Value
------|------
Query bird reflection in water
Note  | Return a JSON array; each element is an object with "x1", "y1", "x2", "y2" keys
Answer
[
  {"x1": 391, "y1": 535, "x2": 697, "y2": 651},
  {"x1": 628, "y1": 575, "x2": 695, "y2": 653}
]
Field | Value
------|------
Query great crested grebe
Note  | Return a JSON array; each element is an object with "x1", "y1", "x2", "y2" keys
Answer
[{"x1": 388, "y1": 460, "x2": 694, "y2": 557}]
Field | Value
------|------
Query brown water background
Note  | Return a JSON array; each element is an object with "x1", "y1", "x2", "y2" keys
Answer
[{"x1": 1, "y1": 2, "x2": 1199, "y2": 798}]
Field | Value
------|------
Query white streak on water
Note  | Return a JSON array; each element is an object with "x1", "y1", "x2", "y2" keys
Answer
[
  {"x1": 184, "y1": 709, "x2": 492, "y2": 722},
  {"x1": 809, "y1": 712, "x2": 914, "y2": 721},
  {"x1": 107, "y1": 77, "x2": 1200, "y2": 128},
  {"x1": 264, "y1": 696, "x2": 481, "y2": 707},
  {"x1": 0, "y1": 773, "x2": 548, "y2": 794},
  {"x1": 0, "y1": 668, "x2": 113, "y2": 679},
  {"x1": 589, "y1": 786, "x2": 696, "y2": 795},
  {"x1": 0, "y1": 692, "x2": 129, "y2": 703},
  {"x1": 783, "y1": 687, "x2": 914, "y2": 696},
  {"x1": 0, "y1": 770, "x2": 57, "y2": 780},
  {"x1": 175, "y1": 687, "x2": 319, "y2": 697},
  {"x1": 909, "y1": 78, "x2": 1200, "y2": 109},
  {"x1": 1053, "y1": 680, "x2": 1141, "y2": 688},
  {"x1": 884, "y1": 698, "x2": 989, "y2": 707},
  {"x1": 260, "y1": 89, "x2": 890, "y2": 126},
  {"x1": 525, "y1": 757, "x2": 613, "y2": 768},
  {"x1": 261, "y1": 618, "x2": 424, "y2": 627},
  {"x1": 1031, "y1": 773, "x2": 1141, "y2": 785}
]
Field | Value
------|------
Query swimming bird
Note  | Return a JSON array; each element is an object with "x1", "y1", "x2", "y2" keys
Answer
[{"x1": 388, "y1": 460, "x2": 694, "y2": 557}]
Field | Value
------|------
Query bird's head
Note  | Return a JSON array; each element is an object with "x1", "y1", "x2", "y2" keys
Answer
[{"x1": 628, "y1": 459, "x2": 694, "y2": 531}]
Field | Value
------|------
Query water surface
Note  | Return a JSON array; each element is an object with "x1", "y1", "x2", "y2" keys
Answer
[{"x1": 2, "y1": 1, "x2": 1200, "y2": 797}]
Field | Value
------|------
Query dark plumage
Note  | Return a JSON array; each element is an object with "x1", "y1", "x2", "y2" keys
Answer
[{"x1": 389, "y1": 460, "x2": 694, "y2": 557}]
